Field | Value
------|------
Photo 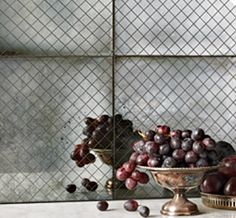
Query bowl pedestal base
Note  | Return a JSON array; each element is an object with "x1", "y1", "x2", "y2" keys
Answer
[{"x1": 161, "y1": 190, "x2": 199, "y2": 216}]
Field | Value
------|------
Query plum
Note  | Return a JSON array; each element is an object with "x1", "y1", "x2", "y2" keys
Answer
[
  {"x1": 224, "y1": 177, "x2": 236, "y2": 196},
  {"x1": 200, "y1": 171, "x2": 228, "y2": 194},
  {"x1": 219, "y1": 155, "x2": 236, "y2": 178}
]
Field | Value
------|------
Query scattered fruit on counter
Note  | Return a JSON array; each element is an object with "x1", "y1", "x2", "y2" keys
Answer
[
  {"x1": 138, "y1": 205, "x2": 150, "y2": 217},
  {"x1": 123, "y1": 199, "x2": 139, "y2": 211},
  {"x1": 96, "y1": 199, "x2": 150, "y2": 217},
  {"x1": 97, "y1": 200, "x2": 109, "y2": 211},
  {"x1": 200, "y1": 155, "x2": 236, "y2": 196},
  {"x1": 65, "y1": 184, "x2": 77, "y2": 193}
]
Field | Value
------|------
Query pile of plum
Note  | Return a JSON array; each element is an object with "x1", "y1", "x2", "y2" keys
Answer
[
  {"x1": 116, "y1": 125, "x2": 223, "y2": 190},
  {"x1": 201, "y1": 155, "x2": 236, "y2": 196}
]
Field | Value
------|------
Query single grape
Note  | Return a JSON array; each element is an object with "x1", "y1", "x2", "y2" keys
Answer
[
  {"x1": 144, "y1": 141, "x2": 159, "y2": 154},
  {"x1": 181, "y1": 130, "x2": 192, "y2": 139},
  {"x1": 81, "y1": 178, "x2": 90, "y2": 187},
  {"x1": 123, "y1": 161, "x2": 136, "y2": 173},
  {"x1": 196, "y1": 158, "x2": 209, "y2": 167},
  {"x1": 123, "y1": 199, "x2": 139, "y2": 211},
  {"x1": 181, "y1": 138, "x2": 193, "y2": 151},
  {"x1": 147, "y1": 156, "x2": 162, "y2": 167},
  {"x1": 192, "y1": 141, "x2": 205, "y2": 154},
  {"x1": 154, "y1": 134, "x2": 166, "y2": 144},
  {"x1": 162, "y1": 157, "x2": 177, "y2": 168},
  {"x1": 199, "y1": 150, "x2": 208, "y2": 159},
  {"x1": 133, "y1": 140, "x2": 145, "y2": 153},
  {"x1": 131, "y1": 170, "x2": 142, "y2": 181},
  {"x1": 170, "y1": 137, "x2": 181, "y2": 149},
  {"x1": 66, "y1": 184, "x2": 76, "y2": 193},
  {"x1": 172, "y1": 149, "x2": 186, "y2": 161},
  {"x1": 159, "y1": 144, "x2": 171, "y2": 155},
  {"x1": 86, "y1": 181, "x2": 98, "y2": 191},
  {"x1": 129, "y1": 152, "x2": 139, "y2": 162},
  {"x1": 202, "y1": 137, "x2": 216, "y2": 150},
  {"x1": 84, "y1": 117, "x2": 95, "y2": 126},
  {"x1": 145, "y1": 130, "x2": 156, "y2": 141},
  {"x1": 139, "y1": 172, "x2": 149, "y2": 184},
  {"x1": 125, "y1": 177, "x2": 138, "y2": 190},
  {"x1": 170, "y1": 129, "x2": 182, "y2": 138},
  {"x1": 97, "y1": 200, "x2": 109, "y2": 211},
  {"x1": 138, "y1": 206, "x2": 150, "y2": 217},
  {"x1": 157, "y1": 125, "x2": 170, "y2": 135},
  {"x1": 116, "y1": 167, "x2": 131, "y2": 181},
  {"x1": 136, "y1": 154, "x2": 149, "y2": 166},
  {"x1": 97, "y1": 114, "x2": 110, "y2": 124},
  {"x1": 185, "y1": 151, "x2": 198, "y2": 164},
  {"x1": 191, "y1": 128, "x2": 205, "y2": 141}
]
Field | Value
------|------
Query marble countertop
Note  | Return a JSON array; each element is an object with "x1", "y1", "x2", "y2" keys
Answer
[{"x1": 0, "y1": 198, "x2": 235, "y2": 218}]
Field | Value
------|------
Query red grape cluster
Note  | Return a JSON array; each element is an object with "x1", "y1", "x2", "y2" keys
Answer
[
  {"x1": 120, "y1": 126, "x2": 220, "y2": 171},
  {"x1": 70, "y1": 143, "x2": 96, "y2": 168},
  {"x1": 70, "y1": 114, "x2": 136, "y2": 168},
  {"x1": 116, "y1": 159, "x2": 149, "y2": 190},
  {"x1": 82, "y1": 114, "x2": 134, "y2": 149}
]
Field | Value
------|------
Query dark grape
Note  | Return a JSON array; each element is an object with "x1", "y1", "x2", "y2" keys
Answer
[
  {"x1": 123, "y1": 199, "x2": 139, "y2": 211},
  {"x1": 86, "y1": 181, "x2": 98, "y2": 191},
  {"x1": 138, "y1": 206, "x2": 150, "y2": 217},
  {"x1": 97, "y1": 114, "x2": 110, "y2": 124},
  {"x1": 202, "y1": 137, "x2": 216, "y2": 150},
  {"x1": 154, "y1": 134, "x2": 166, "y2": 144},
  {"x1": 147, "y1": 156, "x2": 161, "y2": 167},
  {"x1": 66, "y1": 184, "x2": 76, "y2": 193},
  {"x1": 84, "y1": 117, "x2": 95, "y2": 126},
  {"x1": 133, "y1": 140, "x2": 145, "y2": 153},
  {"x1": 199, "y1": 150, "x2": 208, "y2": 159},
  {"x1": 170, "y1": 137, "x2": 181, "y2": 149},
  {"x1": 185, "y1": 151, "x2": 198, "y2": 164},
  {"x1": 139, "y1": 172, "x2": 149, "y2": 184},
  {"x1": 181, "y1": 130, "x2": 192, "y2": 139},
  {"x1": 162, "y1": 157, "x2": 177, "y2": 168},
  {"x1": 192, "y1": 141, "x2": 205, "y2": 154},
  {"x1": 181, "y1": 138, "x2": 193, "y2": 151},
  {"x1": 170, "y1": 129, "x2": 182, "y2": 138},
  {"x1": 196, "y1": 158, "x2": 209, "y2": 167},
  {"x1": 172, "y1": 149, "x2": 186, "y2": 161},
  {"x1": 144, "y1": 141, "x2": 159, "y2": 154},
  {"x1": 159, "y1": 144, "x2": 171, "y2": 155},
  {"x1": 114, "y1": 114, "x2": 123, "y2": 122},
  {"x1": 97, "y1": 201, "x2": 109, "y2": 211},
  {"x1": 81, "y1": 178, "x2": 90, "y2": 187},
  {"x1": 145, "y1": 130, "x2": 156, "y2": 141},
  {"x1": 191, "y1": 128, "x2": 205, "y2": 141},
  {"x1": 136, "y1": 154, "x2": 149, "y2": 166}
]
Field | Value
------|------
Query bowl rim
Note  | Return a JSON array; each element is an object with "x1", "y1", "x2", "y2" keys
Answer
[{"x1": 137, "y1": 164, "x2": 222, "y2": 172}]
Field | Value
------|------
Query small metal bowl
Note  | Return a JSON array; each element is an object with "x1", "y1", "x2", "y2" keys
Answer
[{"x1": 201, "y1": 192, "x2": 236, "y2": 210}]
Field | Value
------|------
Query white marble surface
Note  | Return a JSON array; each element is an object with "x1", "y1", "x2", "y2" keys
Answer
[{"x1": 0, "y1": 198, "x2": 235, "y2": 218}]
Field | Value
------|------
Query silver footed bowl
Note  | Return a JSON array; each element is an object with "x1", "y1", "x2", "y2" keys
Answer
[{"x1": 138, "y1": 165, "x2": 221, "y2": 216}]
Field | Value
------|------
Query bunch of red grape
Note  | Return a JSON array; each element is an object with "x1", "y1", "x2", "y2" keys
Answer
[
  {"x1": 116, "y1": 125, "x2": 221, "y2": 189},
  {"x1": 132, "y1": 125, "x2": 220, "y2": 168},
  {"x1": 70, "y1": 114, "x2": 136, "y2": 167},
  {"x1": 70, "y1": 143, "x2": 96, "y2": 168},
  {"x1": 82, "y1": 114, "x2": 134, "y2": 149}
]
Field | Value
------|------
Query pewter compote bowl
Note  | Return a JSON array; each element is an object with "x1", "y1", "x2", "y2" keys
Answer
[{"x1": 139, "y1": 165, "x2": 220, "y2": 216}]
